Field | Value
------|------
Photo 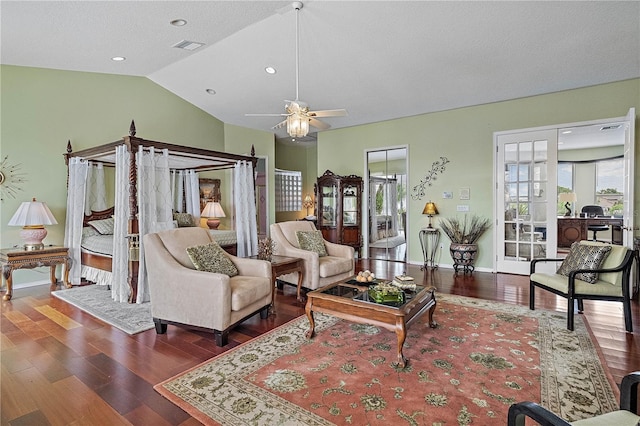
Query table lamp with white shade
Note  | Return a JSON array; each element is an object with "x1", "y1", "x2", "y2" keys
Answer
[
  {"x1": 202, "y1": 201, "x2": 226, "y2": 229},
  {"x1": 8, "y1": 198, "x2": 58, "y2": 250}
]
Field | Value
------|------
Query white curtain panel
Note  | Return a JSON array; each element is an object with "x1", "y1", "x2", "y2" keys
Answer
[
  {"x1": 112, "y1": 145, "x2": 131, "y2": 302},
  {"x1": 234, "y1": 160, "x2": 258, "y2": 257},
  {"x1": 84, "y1": 162, "x2": 107, "y2": 215},
  {"x1": 185, "y1": 170, "x2": 201, "y2": 219},
  {"x1": 64, "y1": 157, "x2": 89, "y2": 284},
  {"x1": 170, "y1": 170, "x2": 185, "y2": 213},
  {"x1": 137, "y1": 146, "x2": 172, "y2": 303}
]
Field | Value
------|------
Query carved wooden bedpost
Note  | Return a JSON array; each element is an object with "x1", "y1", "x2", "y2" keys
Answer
[{"x1": 126, "y1": 121, "x2": 139, "y2": 303}]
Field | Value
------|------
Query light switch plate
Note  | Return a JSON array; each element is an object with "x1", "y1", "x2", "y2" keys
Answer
[{"x1": 457, "y1": 205, "x2": 470, "y2": 212}]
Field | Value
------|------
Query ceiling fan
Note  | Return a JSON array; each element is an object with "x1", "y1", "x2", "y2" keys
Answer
[{"x1": 246, "y1": 1, "x2": 347, "y2": 139}]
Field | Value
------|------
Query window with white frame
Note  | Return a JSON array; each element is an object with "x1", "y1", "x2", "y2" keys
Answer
[{"x1": 275, "y1": 168, "x2": 302, "y2": 212}]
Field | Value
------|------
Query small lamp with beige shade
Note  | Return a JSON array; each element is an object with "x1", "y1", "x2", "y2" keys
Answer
[
  {"x1": 202, "y1": 201, "x2": 226, "y2": 229},
  {"x1": 8, "y1": 198, "x2": 58, "y2": 250},
  {"x1": 422, "y1": 201, "x2": 439, "y2": 228}
]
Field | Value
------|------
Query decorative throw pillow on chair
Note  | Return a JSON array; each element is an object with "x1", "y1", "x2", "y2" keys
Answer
[
  {"x1": 186, "y1": 241, "x2": 238, "y2": 277},
  {"x1": 296, "y1": 230, "x2": 328, "y2": 257},
  {"x1": 556, "y1": 242, "x2": 612, "y2": 284}
]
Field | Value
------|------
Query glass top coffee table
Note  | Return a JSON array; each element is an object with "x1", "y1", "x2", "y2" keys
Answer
[{"x1": 305, "y1": 279, "x2": 437, "y2": 368}]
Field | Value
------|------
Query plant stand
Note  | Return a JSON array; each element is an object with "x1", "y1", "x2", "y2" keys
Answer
[{"x1": 449, "y1": 243, "x2": 477, "y2": 275}]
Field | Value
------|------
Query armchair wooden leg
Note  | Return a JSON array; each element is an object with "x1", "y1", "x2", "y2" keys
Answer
[
  {"x1": 153, "y1": 318, "x2": 167, "y2": 334},
  {"x1": 260, "y1": 306, "x2": 269, "y2": 319},
  {"x1": 214, "y1": 330, "x2": 229, "y2": 347}
]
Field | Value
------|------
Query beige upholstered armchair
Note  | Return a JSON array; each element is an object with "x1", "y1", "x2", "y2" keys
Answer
[
  {"x1": 270, "y1": 221, "x2": 355, "y2": 296},
  {"x1": 143, "y1": 227, "x2": 272, "y2": 346}
]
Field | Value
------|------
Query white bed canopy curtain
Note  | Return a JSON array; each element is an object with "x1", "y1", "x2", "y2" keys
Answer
[
  {"x1": 64, "y1": 157, "x2": 89, "y2": 284},
  {"x1": 170, "y1": 170, "x2": 200, "y2": 217},
  {"x1": 136, "y1": 146, "x2": 172, "y2": 303},
  {"x1": 112, "y1": 145, "x2": 131, "y2": 302},
  {"x1": 85, "y1": 162, "x2": 107, "y2": 215},
  {"x1": 234, "y1": 160, "x2": 258, "y2": 257}
]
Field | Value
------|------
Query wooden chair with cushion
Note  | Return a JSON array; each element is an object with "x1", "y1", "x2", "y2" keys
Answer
[
  {"x1": 507, "y1": 371, "x2": 640, "y2": 425},
  {"x1": 529, "y1": 240, "x2": 635, "y2": 332},
  {"x1": 142, "y1": 227, "x2": 272, "y2": 346},
  {"x1": 270, "y1": 221, "x2": 355, "y2": 297}
]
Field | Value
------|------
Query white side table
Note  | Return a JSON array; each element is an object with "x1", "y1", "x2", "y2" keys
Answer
[{"x1": 419, "y1": 227, "x2": 440, "y2": 270}]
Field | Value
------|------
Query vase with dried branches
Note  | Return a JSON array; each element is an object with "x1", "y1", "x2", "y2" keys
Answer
[{"x1": 439, "y1": 215, "x2": 491, "y2": 275}]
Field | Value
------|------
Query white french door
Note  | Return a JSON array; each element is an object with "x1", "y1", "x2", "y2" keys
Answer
[
  {"x1": 622, "y1": 108, "x2": 636, "y2": 249},
  {"x1": 495, "y1": 130, "x2": 558, "y2": 275}
]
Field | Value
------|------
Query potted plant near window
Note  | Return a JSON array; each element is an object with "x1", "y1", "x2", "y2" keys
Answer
[{"x1": 439, "y1": 214, "x2": 491, "y2": 275}]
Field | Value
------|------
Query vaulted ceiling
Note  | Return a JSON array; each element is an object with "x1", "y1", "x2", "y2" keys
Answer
[{"x1": 2, "y1": 1, "x2": 639, "y2": 145}]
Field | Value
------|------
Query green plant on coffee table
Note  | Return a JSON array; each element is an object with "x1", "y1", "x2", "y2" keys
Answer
[{"x1": 439, "y1": 214, "x2": 491, "y2": 244}]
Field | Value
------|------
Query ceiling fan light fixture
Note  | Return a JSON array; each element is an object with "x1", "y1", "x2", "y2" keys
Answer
[{"x1": 287, "y1": 113, "x2": 309, "y2": 138}]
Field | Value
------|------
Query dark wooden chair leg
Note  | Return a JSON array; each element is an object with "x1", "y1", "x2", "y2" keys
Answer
[
  {"x1": 577, "y1": 298, "x2": 584, "y2": 313},
  {"x1": 567, "y1": 297, "x2": 575, "y2": 331},
  {"x1": 529, "y1": 282, "x2": 535, "y2": 310},
  {"x1": 153, "y1": 318, "x2": 167, "y2": 334},
  {"x1": 214, "y1": 330, "x2": 229, "y2": 347},
  {"x1": 624, "y1": 297, "x2": 633, "y2": 332}
]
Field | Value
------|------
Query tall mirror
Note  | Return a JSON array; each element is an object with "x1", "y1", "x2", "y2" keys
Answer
[{"x1": 366, "y1": 147, "x2": 408, "y2": 262}]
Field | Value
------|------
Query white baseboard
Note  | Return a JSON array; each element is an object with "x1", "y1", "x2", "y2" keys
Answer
[{"x1": 11, "y1": 279, "x2": 52, "y2": 290}]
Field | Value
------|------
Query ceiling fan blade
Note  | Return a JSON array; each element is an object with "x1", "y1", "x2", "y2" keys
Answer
[
  {"x1": 309, "y1": 117, "x2": 331, "y2": 130},
  {"x1": 245, "y1": 113, "x2": 288, "y2": 117},
  {"x1": 309, "y1": 109, "x2": 348, "y2": 118},
  {"x1": 272, "y1": 120, "x2": 287, "y2": 130}
]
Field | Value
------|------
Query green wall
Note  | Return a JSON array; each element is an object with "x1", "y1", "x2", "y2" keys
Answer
[
  {"x1": 317, "y1": 79, "x2": 640, "y2": 269},
  {"x1": 274, "y1": 142, "x2": 318, "y2": 222},
  {"x1": 0, "y1": 65, "x2": 271, "y2": 285},
  {"x1": 2, "y1": 64, "x2": 638, "y2": 282}
]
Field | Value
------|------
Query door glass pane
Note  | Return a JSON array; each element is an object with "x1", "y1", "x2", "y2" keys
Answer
[{"x1": 503, "y1": 138, "x2": 548, "y2": 261}]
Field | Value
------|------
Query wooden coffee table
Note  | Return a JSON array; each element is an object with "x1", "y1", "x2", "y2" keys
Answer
[{"x1": 305, "y1": 280, "x2": 437, "y2": 368}]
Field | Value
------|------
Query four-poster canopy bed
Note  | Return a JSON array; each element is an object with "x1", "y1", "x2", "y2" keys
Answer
[{"x1": 64, "y1": 121, "x2": 258, "y2": 303}]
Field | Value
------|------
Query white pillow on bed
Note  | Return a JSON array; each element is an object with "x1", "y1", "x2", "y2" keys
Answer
[{"x1": 87, "y1": 217, "x2": 115, "y2": 235}]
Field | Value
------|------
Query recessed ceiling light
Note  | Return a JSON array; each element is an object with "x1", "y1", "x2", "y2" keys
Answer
[
  {"x1": 206, "y1": 89, "x2": 216, "y2": 95},
  {"x1": 561, "y1": 130, "x2": 572, "y2": 134},
  {"x1": 111, "y1": 56, "x2": 126, "y2": 61},
  {"x1": 265, "y1": 66, "x2": 277, "y2": 74},
  {"x1": 170, "y1": 19, "x2": 187, "y2": 26}
]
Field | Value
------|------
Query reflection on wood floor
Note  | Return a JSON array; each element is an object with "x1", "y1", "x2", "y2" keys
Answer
[{"x1": 368, "y1": 243, "x2": 406, "y2": 262}]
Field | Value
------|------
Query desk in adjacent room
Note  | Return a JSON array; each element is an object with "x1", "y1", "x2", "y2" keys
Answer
[{"x1": 557, "y1": 217, "x2": 623, "y2": 247}]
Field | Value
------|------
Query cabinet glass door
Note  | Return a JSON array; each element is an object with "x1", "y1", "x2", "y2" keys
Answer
[
  {"x1": 320, "y1": 184, "x2": 338, "y2": 227},
  {"x1": 343, "y1": 185, "x2": 359, "y2": 225}
]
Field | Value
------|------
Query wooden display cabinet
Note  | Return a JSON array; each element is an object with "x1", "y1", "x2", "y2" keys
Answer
[{"x1": 316, "y1": 170, "x2": 363, "y2": 256}]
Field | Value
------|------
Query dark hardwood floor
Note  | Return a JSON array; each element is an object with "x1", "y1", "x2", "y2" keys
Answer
[{"x1": 2, "y1": 260, "x2": 640, "y2": 425}]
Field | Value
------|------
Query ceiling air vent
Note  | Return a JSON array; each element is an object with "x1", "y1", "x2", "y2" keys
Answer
[
  {"x1": 600, "y1": 124, "x2": 622, "y2": 131},
  {"x1": 172, "y1": 40, "x2": 205, "y2": 51}
]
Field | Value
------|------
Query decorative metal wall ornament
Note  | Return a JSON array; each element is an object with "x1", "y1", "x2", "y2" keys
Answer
[
  {"x1": 411, "y1": 156, "x2": 450, "y2": 200},
  {"x1": 0, "y1": 156, "x2": 27, "y2": 201}
]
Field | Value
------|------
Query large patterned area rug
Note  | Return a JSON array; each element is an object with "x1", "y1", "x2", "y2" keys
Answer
[
  {"x1": 52, "y1": 284, "x2": 154, "y2": 335},
  {"x1": 154, "y1": 294, "x2": 618, "y2": 425}
]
